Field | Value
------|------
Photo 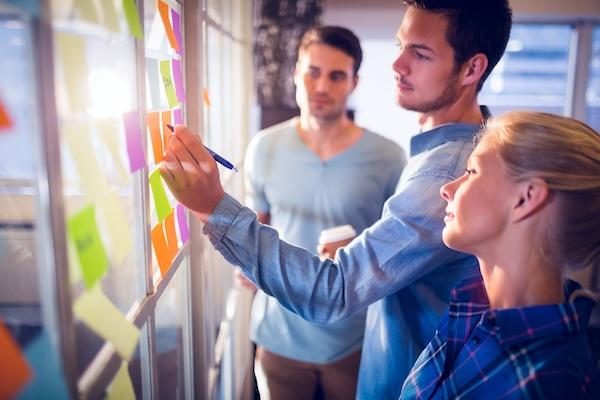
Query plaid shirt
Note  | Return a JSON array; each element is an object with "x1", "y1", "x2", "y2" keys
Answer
[{"x1": 400, "y1": 274, "x2": 600, "y2": 399}]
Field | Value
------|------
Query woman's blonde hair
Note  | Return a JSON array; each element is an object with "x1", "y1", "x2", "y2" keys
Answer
[{"x1": 479, "y1": 111, "x2": 600, "y2": 273}]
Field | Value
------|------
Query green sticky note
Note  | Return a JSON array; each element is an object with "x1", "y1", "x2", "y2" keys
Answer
[
  {"x1": 68, "y1": 205, "x2": 109, "y2": 289},
  {"x1": 107, "y1": 361, "x2": 136, "y2": 400},
  {"x1": 159, "y1": 60, "x2": 179, "y2": 108},
  {"x1": 122, "y1": 0, "x2": 143, "y2": 39},
  {"x1": 149, "y1": 169, "x2": 172, "y2": 223}
]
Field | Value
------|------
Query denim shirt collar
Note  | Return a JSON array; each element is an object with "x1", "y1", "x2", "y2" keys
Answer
[{"x1": 409, "y1": 106, "x2": 490, "y2": 157}]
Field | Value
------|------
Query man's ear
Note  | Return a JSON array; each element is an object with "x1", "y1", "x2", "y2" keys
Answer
[
  {"x1": 512, "y1": 178, "x2": 549, "y2": 222},
  {"x1": 460, "y1": 53, "x2": 488, "y2": 87}
]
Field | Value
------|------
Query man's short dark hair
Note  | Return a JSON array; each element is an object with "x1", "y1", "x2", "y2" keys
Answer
[
  {"x1": 298, "y1": 26, "x2": 363, "y2": 76},
  {"x1": 403, "y1": 0, "x2": 512, "y2": 91}
]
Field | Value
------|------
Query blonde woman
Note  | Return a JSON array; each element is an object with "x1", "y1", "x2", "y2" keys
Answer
[{"x1": 401, "y1": 111, "x2": 600, "y2": 399}]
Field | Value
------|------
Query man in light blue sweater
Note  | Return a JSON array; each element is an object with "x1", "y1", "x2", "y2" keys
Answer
[{"x1": 240, "y1": 26, "x2": 405, "y2": 399}]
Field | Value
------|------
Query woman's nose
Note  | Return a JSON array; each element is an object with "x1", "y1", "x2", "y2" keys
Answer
[{"x1": 440, "y1": 179, "x2": 458, "y2": 202}]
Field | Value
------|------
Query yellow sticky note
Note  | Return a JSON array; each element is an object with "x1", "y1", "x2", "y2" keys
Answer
[
  {"x1": 107, "y1": 361, "x2": 135, "y2": 400},
  {"x1": 75, "y1": 0, "x2": 100, "y2": 23},
  {"x1": 55, "y1": 32, "x2": 89, "y2": 113},
  {"x1": 99, "y1": 0, "x2": 120, "y2": 32},
  {"x1": 149, "y1": 168, "x2": 172, "y2": 223},
  {"x1": 67, "y1": 232, "x2": 83, "y2": 286},
  {"x1": 94, "y1": 117, "x2": 130, "y2": 184},
  {"x1": 159, "y1": 60, "x2": 178, "y2": 109},
  {"x1": 73, "y1": 285, "x2": 140, "y2": 360},
  {"x1": 62, "y1": 121, "x2": 110, "y2": 202},
  {"x1": 97, "y1": 189, "x2": 133, "y2": 265}
]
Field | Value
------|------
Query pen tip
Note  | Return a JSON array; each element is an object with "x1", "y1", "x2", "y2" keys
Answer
[
  {"x1": 166, "y1": 124, "x2": 174, "y2": 132},
  {"x1": 233, "y1": 167, "x2": 239, "y2": 172}
]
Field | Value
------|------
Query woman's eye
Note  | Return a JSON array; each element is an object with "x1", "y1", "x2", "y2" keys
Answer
[{"x1": 466, "y1": 168, "x2": 476, "y2": 175}]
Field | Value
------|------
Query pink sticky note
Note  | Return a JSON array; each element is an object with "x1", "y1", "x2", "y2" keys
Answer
[
  {"x1": 173, "y1": 108, "x2": 183, "y2": 125},
  {"x1": 171, "y1": 9, "x2": 183, "y2": 55},
  {"x1": 123, "y1": 111, "x2": 147, "y2": 172},
  {"x1": 176, "y1": 204, "x2": 189, "y2": 243},
  {"x1": 171, "y1": 59, "x2": 185, "y2": 103}
]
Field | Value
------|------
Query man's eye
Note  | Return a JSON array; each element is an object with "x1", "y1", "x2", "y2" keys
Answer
[{"x1": 415, "y1": 51, "x2": 430, "y2": 61}]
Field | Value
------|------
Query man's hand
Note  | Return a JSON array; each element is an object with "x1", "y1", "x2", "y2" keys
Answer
[{"x1": 159, "y1": 125, "x2": 225, "y2": 222}]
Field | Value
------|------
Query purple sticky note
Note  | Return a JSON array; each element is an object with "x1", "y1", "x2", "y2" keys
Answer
[
  {"x1": 176, "y1": 204, "x2": 189, "y2": 243},
  {"x1": 171, "y1": 9, "x2": 183, "y2": 55},
  {"x1": 123, "y1": 111, "x2": 147, "y2": 172},
  {"x1": 172, "y1": 59, "x2": 186, "y2": 103},
  {"x1": 173, "y1": 108, "x2": 183, "y2": 125}
]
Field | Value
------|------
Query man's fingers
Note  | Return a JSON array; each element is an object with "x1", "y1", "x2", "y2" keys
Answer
[{"x1": 173, "y1": 125, "x2": 213, "y2": 165}]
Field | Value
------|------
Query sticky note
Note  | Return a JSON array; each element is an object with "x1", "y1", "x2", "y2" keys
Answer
[
  {"x1": 158, "y1": 0, "x2": 179, "y2": 52},
  {"x1": 146, "y1": 13, "x2": 165, "y2": 52},
  {"x1": 123, "y1": 110, "x2": 147, "y2": 173},
  {"x1": 122, "y1": 0, "x2": 142, "y2": 39},
  {"x1": 161, "y1": 110, "x2": 171, "y2": 150},
  {"x1": 149, "y1": 169, "x2": 172, "y2": 223},
  {"x1": 0, "y1": 97, "x2": 13, "y2": 131},
  {"x1": 203, "y1": 89, "x2": 211, "y2": 107},
  {"x1": 106, "y1": 361, "x2": 135, "y2": 400},
  {"x1": 55, "y1": 32, "x2": 89, "y2": 113},
  {"x1": 171, "y1": 9, "x2": 183, "y2": 55},
  {"x1": 97, "y1": 189, "x2": 133, "y2": 265},
  {"x1": 73, "y1": 285, "x2": 140, "y2": 360},
  {"x1": 176, "y1": 204, "x2": 189, "y2": 244},
  {"x1": 67, "y1": 231, "x2": 83, "y2": 286},
  {"x1": 145, "y1": 58, "x2": 161, "y2": 109},
  {"x1": 95, "y1": 117, "x2": 130, "y2": 184},
  {"x1": 62, "y1": 121, "x2": 110, "y2": 201},
  {"x1": 171, "y1": 59, "x2": 185, "y2": 103},
  {"x1": 159, "y1": 60, "x2": 178, "y2": 109},
  {"x1": 68, "y1": 205, "x2": 109, "y2": 289},
  {"x1": 0, "y1": 317, "x2": 32, "y2": 399},
  {"x1": 99, "y1": 0, "x2": 120, "y2": 32},
  {"x1": 147, "y1": 111, "x2": 163, "y2": 164},
  {"x1": 19, "y1": 331, "x2": 70, "y2": 400},
  {"x1": 75, "y1": 0, "x2": 99, "y2": 23},
  {"x1": 173, "y1": 108, "x2": 183, "y2": 125},
  {"x1": 151, "y1": 220, "x2": 171, "y2": 276}
]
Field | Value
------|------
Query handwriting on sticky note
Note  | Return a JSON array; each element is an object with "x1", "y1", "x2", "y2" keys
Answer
[
  {"x1": 159, "y1": 60, "x2": 178, "y2": 108},
  {"x1": 68, "y1": 205, "x2": 109, "y2": 289},
  {"x1": 73, "y1": 285, "x2": 140, "y2": 360},
  {"x1": 0, "y1": 317, "x2": 32, "y2": 399}
]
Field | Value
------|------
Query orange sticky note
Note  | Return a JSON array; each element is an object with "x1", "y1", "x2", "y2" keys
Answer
[
  {"x1": 0, "y1": 318, "x2": 32, "y2": 398},
  {"x1": 147, "y1": 112, "x2": 163, "y2": 163},
  {"x1": 158, "y1": 0, "x2": 179, "y2": 52},
  {"x1": 0, "y1": 98, "x2": 13, "y2": 130},
  {"x1": 151, "y1": 210, "x2": 180, "y2": 276},
  {"x1": 203, "y1": 89, "x2": 211, "y2": 107},
  {"x1": 161, "y1": 110, "x2": 172, "y2": 150},
  {"x1": 164, "y1": 210, "x2": 179, "y2": 260}
]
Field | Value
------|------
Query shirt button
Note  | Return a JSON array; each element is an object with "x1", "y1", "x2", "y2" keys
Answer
[{"x1": 470, "y1": 336, "x2": 481, "y2": 345}]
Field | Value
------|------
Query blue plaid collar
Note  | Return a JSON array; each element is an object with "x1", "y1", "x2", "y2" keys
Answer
[{"x1": 449, "y1": 274, "x2": 595, "y2": 347}]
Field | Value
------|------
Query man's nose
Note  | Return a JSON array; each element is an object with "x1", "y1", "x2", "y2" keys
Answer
[{"x1": 392, "y1": 51, "x2": 409, "y2": 76}]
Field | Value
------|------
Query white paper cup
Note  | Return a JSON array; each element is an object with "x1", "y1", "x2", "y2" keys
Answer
[{"x1": 318, "y1": 225, "x2": 357, "y2": 244}]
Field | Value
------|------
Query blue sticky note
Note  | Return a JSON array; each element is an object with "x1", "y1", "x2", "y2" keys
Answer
[{"x1": 18, "y1": 331, "x2": 69, "y2": 399}]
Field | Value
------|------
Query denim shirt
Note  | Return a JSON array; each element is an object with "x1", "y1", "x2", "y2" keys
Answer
[{"x1": 205, "y1": 123, "x2": 481, "y2": 399}]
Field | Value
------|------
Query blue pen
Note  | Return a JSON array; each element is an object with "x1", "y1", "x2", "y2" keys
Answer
[{"x1": 166, "y1": 124, "x2": 238, "y2": 172}]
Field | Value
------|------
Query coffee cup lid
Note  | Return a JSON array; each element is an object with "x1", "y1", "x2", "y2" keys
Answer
[{"x1": 319, "y1": 224, "x2": 357, "y2": 244}]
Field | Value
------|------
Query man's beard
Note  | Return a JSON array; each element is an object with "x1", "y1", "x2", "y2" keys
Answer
[{"x1": 399, "y1": 73, "x2": 460, "y2": 114}]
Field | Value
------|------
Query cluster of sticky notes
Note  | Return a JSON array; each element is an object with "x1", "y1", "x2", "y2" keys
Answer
[
  {"x1": 158, "y1": 0, "x2": 182, "y2": 53},
  {"x1": 72, "y1": 0, "x2": 142, "y2": 39},
  {"x1": 0, "y1": 96, "x2": 13, "y2": 131},
  {"x1": 150, "y1": 202, "x2": 189, "y2": 277}
]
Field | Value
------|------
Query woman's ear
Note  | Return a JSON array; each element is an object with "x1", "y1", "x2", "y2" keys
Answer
[{"x1": 512, "y1": 178, "x2": 549, "y2": 222}]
